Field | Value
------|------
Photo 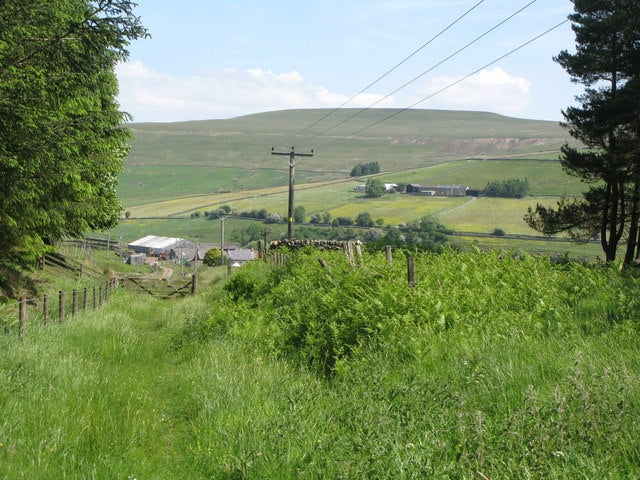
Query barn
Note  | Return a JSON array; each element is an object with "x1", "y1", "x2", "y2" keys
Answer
[{"x1": 128, "y1": 235, "x2": 195, "y2": 257}]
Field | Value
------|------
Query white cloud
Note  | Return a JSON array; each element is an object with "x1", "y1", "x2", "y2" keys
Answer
[
  {"x1": 116, "y1": 61, "x2": 393, "y2": 122},
  {"x1": 417, "y1": 67, "x2": 531, "y2": 116}
]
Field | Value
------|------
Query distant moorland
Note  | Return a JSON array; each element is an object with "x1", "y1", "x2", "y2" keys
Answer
[{"x1": 117, "y1": 108, "x2": 595, "y2": 256}]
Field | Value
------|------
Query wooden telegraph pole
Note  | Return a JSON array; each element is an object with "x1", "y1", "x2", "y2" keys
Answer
[{"x1": 271, "y1": 146, "x2": 314, "y2": 240}]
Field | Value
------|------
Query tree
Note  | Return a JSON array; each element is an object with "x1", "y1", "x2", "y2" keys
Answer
[
  {"x1": 203, "y1": 248, "x2": 222, "y2": 267},
  {"x1": 524, "y1": 0, "x2": 640, "y2": 263},
  {"x1": 355, "y1": 211, "x2": 374, "y2": 227},
  {"x1": 294, "y1": 205, "x2": 305, "y2": 224},
  {"x1": 0, "y1": 0, "x2": 147, "y2": 268},
  {"x1": 483, "y1": 178, "x2": 529, "y2": 198},
  {"x1": 365, "y1": 178, "x2": 384, "y2": 198}
]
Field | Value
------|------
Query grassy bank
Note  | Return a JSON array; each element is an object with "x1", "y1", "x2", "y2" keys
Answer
[{"x1": 2, "y1": 249, "x2": 638, "y2": 478}]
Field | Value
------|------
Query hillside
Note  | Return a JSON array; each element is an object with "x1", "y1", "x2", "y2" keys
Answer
[{"x1": 121, "y1": 108, "x2": 574, "y2": 205}]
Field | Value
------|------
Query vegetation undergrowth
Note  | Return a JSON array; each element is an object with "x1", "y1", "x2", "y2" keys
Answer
[{"x1": 1, "y1": 248, "x2": 639, "y2": 478}]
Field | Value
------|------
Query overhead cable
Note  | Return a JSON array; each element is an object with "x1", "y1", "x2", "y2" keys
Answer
[
  {"x1": 314, "y1": 16, "x2": 572, "y2": 150},
  {"x1": 313, "y1": 0, "x2": 538, "y2": 139},
  {"x1": 276, "y1": 0, "x2": 487, "y2": 149}
]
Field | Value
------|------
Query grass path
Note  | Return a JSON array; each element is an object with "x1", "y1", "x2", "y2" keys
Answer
[{"x1": 0, "y1": 291, "x2": 205, "y2": 478}]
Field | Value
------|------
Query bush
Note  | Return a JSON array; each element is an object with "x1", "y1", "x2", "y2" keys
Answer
[{"x1": 203, "y1": 248, "x2": 222, "y2": 266}]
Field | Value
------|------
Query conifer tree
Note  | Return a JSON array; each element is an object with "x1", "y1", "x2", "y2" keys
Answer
[{"x1": 525, "y1": 0, "x2": 640, "y2": 262}]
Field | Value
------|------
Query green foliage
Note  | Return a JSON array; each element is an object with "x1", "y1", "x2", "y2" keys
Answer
[
  {"x1": 0, "y1": 1, "x2": 147, "y2": 267},
  {"x1": 231, "y1": 223, "x2": 266, "y2": 246},
  {"x1": 355, "y1": 211, "x2": 374, "y2": 227},
  {"x1": 365, "y1": 178, "x2": 384, "y2": 198},
  {"x1": 217, "y1": 248, "x2": 640, "y2": 381},
  {"x1": 482, "y1": 178, "x2": 529, "y2": 198},
  {"x1": 540, "y1": 0, "x2": 640, "y2": 263},
  {"x1": 203, "y1": 248, "x2": 221, "y2": 266},
  {"x1": 293, "y1": 205, "x2": 305, "y2": 223},
  {"x1": 350, "y1": 161, "x2": 380, "y2": 177},
  {"x1": 379, "y1": 214, "x2": 449, "y2": 250},
  {"x1": 3, "y1": 251, "x2": 640, "y2": 477}
]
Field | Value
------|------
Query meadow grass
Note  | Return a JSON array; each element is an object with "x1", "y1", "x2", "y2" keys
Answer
[
  {"x1": 2, "y1": 250, "x2": 639, "y2": 477},
  {"x1": 440, "y1": 196, "x2": 563, "y2": 234}
]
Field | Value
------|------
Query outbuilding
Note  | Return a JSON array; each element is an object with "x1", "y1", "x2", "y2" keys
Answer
[{"x1": 127, "y1": 235, "x2": 194, "y2": 257}]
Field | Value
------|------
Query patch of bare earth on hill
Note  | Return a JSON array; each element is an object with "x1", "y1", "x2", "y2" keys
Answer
[{"x1": 389, "y1": 137, "x2": 551, "y2": 155}]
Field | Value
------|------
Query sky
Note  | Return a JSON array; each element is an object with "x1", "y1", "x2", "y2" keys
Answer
[{"x1": 116, "y1": 0, "x2": 584, "y2": 124}]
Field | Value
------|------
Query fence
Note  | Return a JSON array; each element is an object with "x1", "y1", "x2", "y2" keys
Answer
[
  {"x1": 0, "y1": 278, "x2": 119, "y2": 339},
  {"x1": 120, "y1": 274, "x2": 197, "y2": 298}
]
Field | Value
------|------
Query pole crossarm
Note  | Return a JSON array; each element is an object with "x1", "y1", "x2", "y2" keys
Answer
[{"x1": 271, "y1": 146, "x2": 314, "y2": 240}]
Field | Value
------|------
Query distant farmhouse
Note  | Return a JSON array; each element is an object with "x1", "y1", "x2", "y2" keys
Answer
[
  {"x1": 128, "y1": 235, "x2": 193, "y2": 258},
  {"x1": 126, "y1": 235, "x2": 257, "y2": 267},
  {"x1": 355, "y1": 183, "x2": 398, "y2": 192},
  {"x1": 406, "y1": 184, "x2": 469, "y2": 197}
]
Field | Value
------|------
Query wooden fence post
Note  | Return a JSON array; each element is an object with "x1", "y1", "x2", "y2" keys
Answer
[
  {"x1": 83, "y1": 287, "x2": 88, "y2": 311},
  {"x1": 59, "y1": 290, "x2": 66, "y2": 323},
  {"x1": 407, "y1": 256, "x2": 416, "y2": 288},
  {"x1": 93, "y1": 286, "x2": 97, "y2": 310},
  {"x1": 19, "y1": 297, "x2": 27, "y2": 339},
  {"x1": 191, "y1": 274, "x2": 197, "y2": 295},
  {"x1": 386, "y1": 245, "x2": 393, "y2": 264},
  {"x1": 72, "y1": 290, "x2": 78, "y2": 317},
  {"x1": 227, "y1": 263, "x2": 232, "y2": 276},
  {"x1": 43, "y1": 294, "x2": 50, "y2": 325},
  {"x1": 98, "y1": 285, "x2": 103, "y2": 307}
]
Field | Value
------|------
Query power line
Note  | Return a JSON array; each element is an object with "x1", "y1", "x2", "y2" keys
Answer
[
  {"x1": 275, "y1": 0, "x2": 487, "y2": 150},
  {"x1": 312, "y1": 0, "x2": 538, "y2": 139},
  {"x1": 314, "y1": 16, "x2": 572, "y2": 151}
]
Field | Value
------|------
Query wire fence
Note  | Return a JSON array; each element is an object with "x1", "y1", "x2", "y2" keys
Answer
[{"x1": 0, "y1": 278, "x2": 119, "y2": 339}]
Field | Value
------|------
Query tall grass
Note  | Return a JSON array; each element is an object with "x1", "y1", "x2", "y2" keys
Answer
[{"x1": 1, "y1": 249, "x2": 639, "y2": 478}]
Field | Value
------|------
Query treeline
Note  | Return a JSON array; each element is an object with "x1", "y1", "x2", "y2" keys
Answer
[
  {"x1": 482, "y1": 178, "x2": 529, "y2": 198},
  {"x1": 350, "y1": 162, "x2": 380, "y2": 177}
]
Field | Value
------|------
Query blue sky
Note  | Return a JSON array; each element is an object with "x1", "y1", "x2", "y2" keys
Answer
[{"x1": 116, "y1": 0, "x2": 583, "y2": 123}]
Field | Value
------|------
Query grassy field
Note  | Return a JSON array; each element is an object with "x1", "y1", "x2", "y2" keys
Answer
[
  {"x1": 113, "y1": 108, "x2": 600, "y2": 257},
  {"x1": 122, "y1": 108, "x2": 576, "y2": 203},
  {"x1": 2, "y1": 249, "x2": 638, "y2": 478}
]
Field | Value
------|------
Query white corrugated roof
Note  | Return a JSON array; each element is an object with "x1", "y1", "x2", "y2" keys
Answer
[{"x1": 128, "y1": 235, "x2": 185, "y2": 249}]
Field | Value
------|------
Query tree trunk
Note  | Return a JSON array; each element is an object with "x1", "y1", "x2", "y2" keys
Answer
[{"x1": 625, "y1": 179, "x2": 640, "y2": 264}]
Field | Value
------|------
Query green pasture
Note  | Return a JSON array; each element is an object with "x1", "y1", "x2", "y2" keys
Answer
[
  {"x1": 381, "y1": 158, "x2": 585, "y2": 196},
  {"x1": 126, "y1": 109, "x2": 575, "y2": 177},
  {"x1": 452, "y1": 235, "x2": 604, "y2": 260},
  {"x1": 329, "y1": 194, "x2": 468, "y2": 225},
  {"x1": 440, "y1": 196, "x2": 562, "y2": 235},
  {"x1": 119, "y1": 165, "x2": 340, "y2": 206}
]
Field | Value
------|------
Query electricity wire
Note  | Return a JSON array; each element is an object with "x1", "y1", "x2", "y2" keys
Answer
[
  {"x1": 275, "y1": 0, "x2": 487, "y2": 150},
  {"x1": 314, "y1": 16, "x2": 572, "y2": 151},
  {"x1": 240, "y1": 0, "x2": 488, "y2": 188},
  {"x1": 311, "y1": 0, "x2": 538, "y2": 140}
]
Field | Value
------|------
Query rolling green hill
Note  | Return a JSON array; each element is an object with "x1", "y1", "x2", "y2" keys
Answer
[
  {"x1": 117, "y1": 108, "x2": 597, "y2": 256},
  {"x1": 121, "y1": 108, "x2": 575, "y2": 205}
]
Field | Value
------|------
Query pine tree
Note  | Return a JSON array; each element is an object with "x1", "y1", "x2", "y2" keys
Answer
[{"x1": 525, "y1": 0, "x2": 640, "y2": 262}]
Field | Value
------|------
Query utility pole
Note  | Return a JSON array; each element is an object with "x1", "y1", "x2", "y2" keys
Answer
[
  {"x1": 194, "y1": 235, "x2": 200, "y2": 273},
  {"x1": 271, "y1": 146, "x2": 314, "y2": 240},
  {"x1": 217, "y1": 213, "x2": 226, "y2": 266}
]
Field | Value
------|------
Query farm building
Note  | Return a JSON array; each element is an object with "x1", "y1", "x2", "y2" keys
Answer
[
  {"x1": 406, "y1": 184, "x2": 468, "y2": 196},
  {"x1": 225, "y1": 248, "x2": 258, "y2": 267},
  {"x1": 128, "y1": 235, "x2": 194, "y2": 257}
]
